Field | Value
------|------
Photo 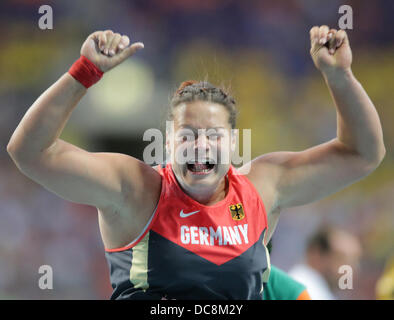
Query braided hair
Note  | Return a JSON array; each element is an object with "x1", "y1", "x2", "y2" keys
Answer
[{"x1": 168, "y1": 80, "x2": 238, "y2": 129}]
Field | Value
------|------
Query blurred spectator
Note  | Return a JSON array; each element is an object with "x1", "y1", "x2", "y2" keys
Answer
[
  {"x1": 288, "y1": 226, "x2": 362, "y2": 300},
  {"x1": 264, "y1": 241, "x2": 311, "y2": 300},
  {"x1": 264, "y1": 266, "x2": 312, "y2": 300}
]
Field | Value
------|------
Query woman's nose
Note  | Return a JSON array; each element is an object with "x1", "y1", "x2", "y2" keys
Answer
[{"x1": 194, "y1": 134, "x2": 210, "y2": 151}]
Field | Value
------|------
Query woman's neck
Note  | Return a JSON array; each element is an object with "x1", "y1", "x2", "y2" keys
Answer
[{"x1": 179, "y1": 175, "x2": 229, "y2": 206}]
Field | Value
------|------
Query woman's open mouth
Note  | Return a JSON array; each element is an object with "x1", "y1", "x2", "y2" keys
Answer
[{"x1": 186, "y1": 161, "x2": 215, "y2": 175}]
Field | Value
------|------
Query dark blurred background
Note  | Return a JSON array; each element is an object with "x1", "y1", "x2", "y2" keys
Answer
[{"x1": 0, "y1": 0, "x2": 393, "y2": 299}]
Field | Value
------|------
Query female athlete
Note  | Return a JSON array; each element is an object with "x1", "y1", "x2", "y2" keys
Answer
[{"x1": 7, "y1": 27, "x2": 385, "y2": 299}]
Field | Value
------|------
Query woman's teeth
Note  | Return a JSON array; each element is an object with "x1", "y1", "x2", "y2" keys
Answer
[{"x1": 187, "y1": 162, "x2": 215, "y2": 173}]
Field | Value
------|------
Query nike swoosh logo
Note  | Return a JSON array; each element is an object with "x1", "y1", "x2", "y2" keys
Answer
[{"x1": 180, "y1": 209, "x2": 200, "y2": 218}]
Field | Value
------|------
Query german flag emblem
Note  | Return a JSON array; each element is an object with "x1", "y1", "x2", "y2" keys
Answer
[{"x1": 229, "y1": 203, "x2": 245, "y2": 221}]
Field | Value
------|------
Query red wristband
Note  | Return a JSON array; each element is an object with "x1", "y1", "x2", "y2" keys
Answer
[{"x1": 68, "y1": 55, "x2": 103, "y2": 88}]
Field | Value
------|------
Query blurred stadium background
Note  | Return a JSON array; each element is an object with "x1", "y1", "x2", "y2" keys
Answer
[{"x1": 0, "y1": 0, "x2": 393, "y2": 299}]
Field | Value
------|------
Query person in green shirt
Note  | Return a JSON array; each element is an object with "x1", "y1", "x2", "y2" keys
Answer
[{"x1": 263, "y1": 241, "x2": 311, "y2": 300}]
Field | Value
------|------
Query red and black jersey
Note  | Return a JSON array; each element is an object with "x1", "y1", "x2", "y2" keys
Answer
[{"x1": 104, "y1": 163, "x2": 271, "y2": 300}]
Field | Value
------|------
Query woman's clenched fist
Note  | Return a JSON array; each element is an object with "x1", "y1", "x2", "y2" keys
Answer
[
  {"x1": 80, "y1": 30, "x2": 144, "y2": 72},
  {"x1": 309, "y1": 25, "x2": 352, "y2": 76}
]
